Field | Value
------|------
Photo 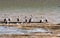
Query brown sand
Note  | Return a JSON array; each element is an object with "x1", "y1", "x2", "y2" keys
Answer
[
  {"x1": 0, "y1": 23, "x2": 60, "y2": 30},
  {"x1": 0, "y1": 33, "x2": 59, "y2": 38}
]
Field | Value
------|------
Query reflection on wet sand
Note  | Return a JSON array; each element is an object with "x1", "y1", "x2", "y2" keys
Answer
[{"x1": 0, "y1": 26, "x2": 51, "y2": 34}]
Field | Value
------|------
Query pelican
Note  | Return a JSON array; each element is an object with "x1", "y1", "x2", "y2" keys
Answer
[
  {"x1": 24, "y1": 16, "x2": 27, "y2": 23},
  {"x1": 29, "y1": 15, "x2": 32, "y2": 23},
  {"x1": 4, "y1": 18, "x2": 10, "y2": 24},
  {"x1": 16, "y1": 16, "x2": 20, "y2": 24}
]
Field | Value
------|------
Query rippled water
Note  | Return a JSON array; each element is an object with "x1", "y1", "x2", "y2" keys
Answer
[{"x1": 0, "y1": 26, "x2": 51, "y2": 34}]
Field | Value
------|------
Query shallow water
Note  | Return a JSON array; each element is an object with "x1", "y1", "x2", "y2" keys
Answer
[{"x1": 0, "y1": 26, "x2": 51, "y2": 34}]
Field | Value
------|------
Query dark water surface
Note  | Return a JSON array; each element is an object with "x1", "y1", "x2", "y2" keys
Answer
[{"x1": 0, "y1": 0, "x2": 60, "y2": 13}]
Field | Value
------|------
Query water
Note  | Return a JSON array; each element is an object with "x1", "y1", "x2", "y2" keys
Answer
[
  {"x1": 0, "y1": 26, "x2": 51, "y2": 34},
  {"x1": 0, "y1": 0, "x2": 60, "y2": 13},
  {"x1": 0, "y1": 0, "x2": 60, "y2": 24}
]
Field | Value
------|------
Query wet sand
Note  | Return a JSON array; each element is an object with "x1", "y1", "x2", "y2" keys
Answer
[
  {"x1": 0, "y1": 34, "x2": 59, "y2": 38},
  {"x1": 0, "y1": 23, "x2": 60, "y2": 38}
]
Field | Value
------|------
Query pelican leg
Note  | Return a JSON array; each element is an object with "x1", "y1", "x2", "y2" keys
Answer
[{"x1": 40, "y1": 20, "x2": 42, "y2": 23}]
